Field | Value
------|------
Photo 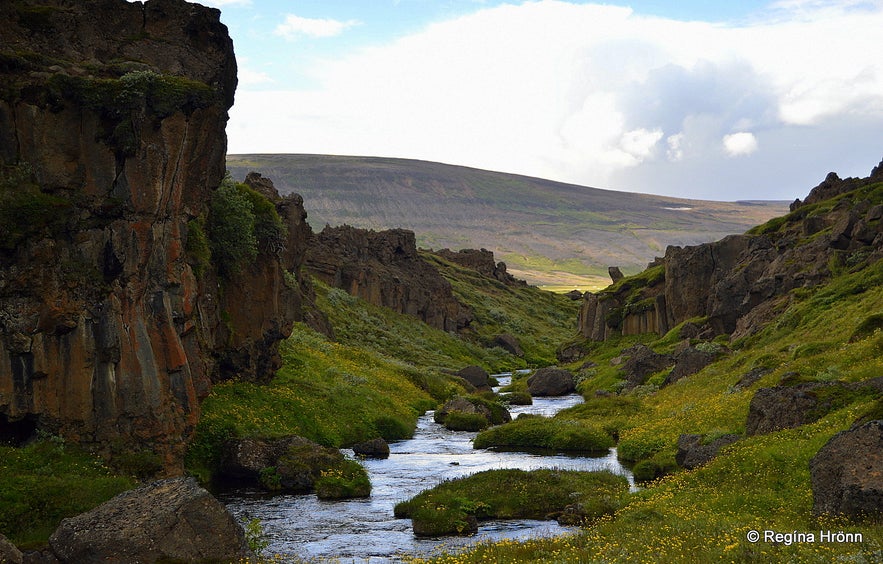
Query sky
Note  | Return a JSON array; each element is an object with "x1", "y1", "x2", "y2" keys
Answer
[{"x1": 201, "y1": 0, "x2": 883, "y2": 201}]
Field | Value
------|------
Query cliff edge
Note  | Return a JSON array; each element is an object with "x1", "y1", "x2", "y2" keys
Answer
[{"x1": 0, "y1": 0, "x2": 308, "y2": 473}]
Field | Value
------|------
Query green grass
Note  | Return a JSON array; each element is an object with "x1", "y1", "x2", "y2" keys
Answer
[
  {"x1": 473, "y1": 416, "x2": 614, "y2": 453},
  {"x1": 185, "y1": 323, "x2": 460, "y2": 482},
  {"x1": 0, "y1": 439, "x2": 135, "y2": 549},
  {"x1": 412, "y1": 232, "x2": 883, "y2": 563},
  {"x1": 424, "y1": 252, "x2": 580, "y2": 366},
  {"x1": 394, "y1": 469, "x2": 628, "y2": 536}
]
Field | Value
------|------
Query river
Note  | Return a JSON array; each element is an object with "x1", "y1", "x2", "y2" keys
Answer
[{"x1": 220, "y1": 375, "x2": 634, "y2": 562}]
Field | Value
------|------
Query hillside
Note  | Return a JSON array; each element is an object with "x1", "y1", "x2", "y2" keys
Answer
[{"x1": 226, "y1": 154, "x2": 788, "y2": 289}]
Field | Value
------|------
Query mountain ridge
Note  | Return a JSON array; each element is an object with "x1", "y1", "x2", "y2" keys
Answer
[{"x1": 227, "y1": 153, "x2": 789, "y2": 288}]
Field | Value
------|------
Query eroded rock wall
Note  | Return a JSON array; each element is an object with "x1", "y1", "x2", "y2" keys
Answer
[
  {"x1": 305, "y1": 225, "x2": 472, "y2": 331},
  {"x1": 0, "y1": 0, "x2": 307, "y2": 472}
]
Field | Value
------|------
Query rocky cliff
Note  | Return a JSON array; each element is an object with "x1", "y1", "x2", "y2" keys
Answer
[
  {"x1": 305, "y1": 225, "x2": 472, "y2": 332},
  {"x1": 579, "y1": 160, "x2": 883, "y2": 341},
  {"x1": 0, "y1": 0, "x2": 309, "y2": 472}
]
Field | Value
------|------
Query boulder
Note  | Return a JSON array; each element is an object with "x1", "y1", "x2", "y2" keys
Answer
[
  {"x1": 527, "y1": 367, "x2": 576, "y2": 396},
  {"x1": 48, "y1": 478, "x2": 252, "y2": 563},
  {"x1": 493, "y1": 334, "x2": 524, "y2": 357},
  {"x1": 810, "y1": 420, "x2": 883, "y2": 519},
  {"x1": 664, "y1": 347, "x2": 719, "y2": 385},
  {"x1": 675, "y1": 433, "x2": 740, "y2": 470},
  {"x1": 219, "y1": 436, "x2": 313, "y2": 481},
  {"x1": 434, "y1": 396, "x2": 511, "y2": 429},
  {"x1": 353, "y1": 437, "x2": 390, "y2": 459},
  {"x1": 0, "y1": 533, "x2": 22, "y2": 564},
  {"x1": 456, "y1": 365, "x2": 491, "y2": 389},
  {"x1": 745, "y1": 383, "x2": 829, "y2": 436},
  {"x1": 620, "y1": 344, "x2": 674, "y2": 387}
]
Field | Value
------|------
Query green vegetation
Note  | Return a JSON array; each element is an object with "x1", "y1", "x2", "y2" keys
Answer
[
  {"x1": 185, "y1": 323, "x2": 459, "y2": 481},
  {"x1": 424, "y1": 252, "x2": 580, "y2": 366},
  {"x1": 0, "y1": 439, "x2": 135, "y2": 549},
  {"x1": 0, "y1": 163, "x2": 73, "y2": 252},
  {"x1": 473, "y1": 416, "x2": 614, "y2": 453},
  {"x1": 394, "y1": 469, "x2": 628, "y2": 536},
  {"x1": 414, "y1": 233, "x2": 883, "y2": 563}
]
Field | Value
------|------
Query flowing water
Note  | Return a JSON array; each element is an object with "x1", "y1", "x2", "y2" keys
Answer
[{"x1": 220, "y1": 375, "x2": 634, "y2": 562}]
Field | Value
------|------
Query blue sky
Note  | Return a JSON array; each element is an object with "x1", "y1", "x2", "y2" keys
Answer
[{"x1": 203, "y1": 0, "x2": 883, "y2": 201}]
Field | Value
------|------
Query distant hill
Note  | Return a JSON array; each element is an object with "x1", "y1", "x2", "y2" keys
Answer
[{"x1": 226, "y1": 154, "x2": 789, "y2": 289}]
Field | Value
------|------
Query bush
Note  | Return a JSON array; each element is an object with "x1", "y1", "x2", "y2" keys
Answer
[{"x1": 208, "y1": 177, "x2": 257, "y2": 275}]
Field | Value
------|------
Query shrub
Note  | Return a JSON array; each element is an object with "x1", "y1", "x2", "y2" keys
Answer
[{"x1": 208, "y1": 177, "x2": 257, "y2": 275}]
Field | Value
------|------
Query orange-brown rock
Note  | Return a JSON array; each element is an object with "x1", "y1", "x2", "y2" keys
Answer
[{"x1": 0, "y1": 0, "x2": 309, "y2": 473}]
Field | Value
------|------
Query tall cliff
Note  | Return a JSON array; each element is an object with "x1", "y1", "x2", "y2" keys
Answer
[
  {"x1": 579, "y1": 160, "x2": 883, "y2": 342},
  {"x1": 0, "y1": 0, "x2": 309, "y2": 472}
]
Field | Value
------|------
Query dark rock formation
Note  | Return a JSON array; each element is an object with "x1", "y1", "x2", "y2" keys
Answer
[
  {"x1": 434, "y1": 396, "x2": 511, "y2": 430},
  {"x1": 306, "y1": 226, "x2": 472, "y2": 331},
  {"x1": 579, "y1": 159, "x2": 883, "y2": 342},
  {"x1": 493, "y1": 334, "x2": 524, "y2": 357},
  {"x1": 676, "y1": 433, "x2": 740, "y2": 470},
  {"x1": 527, "y1": 367, "x2": 576, "y2": 396},
  {"x1": 619, "y1": 345, "x2": 674, "y2": 387},
  {"x1": 48, "y1": 477, "x2": 252, "y2": 563},
  {"x1": 353, "y1": 437, "x2": 390, "y2": 459},
  {"x1": 0, "y1": 0, "x2": 312, "y2": 472},
  {"x1": 219, "y1": 435, "x2": 356, "y2": 493},
  {"x1": 0, "y1": 533, "x2": 22, "y2": 564},
  {"x1": 810, "y1": 420, "x2": 883, "y2": 519},
  {"x1": 457, "y1": 365, "x2": 491, "y2": 389},
  {"x1": 434, "y1": 248, "x2": 525, "y2": 286},
  {"x1": 665, "y1": 347, "x2": 720, "y2": 385},
  {"x1": 608, "y1": 266, "x2": 624, "y2": 282}
]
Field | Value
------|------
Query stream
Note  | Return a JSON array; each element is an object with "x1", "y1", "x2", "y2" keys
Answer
[{"x1": 220, "y1": 375, "x2": 634, "y2": 562}]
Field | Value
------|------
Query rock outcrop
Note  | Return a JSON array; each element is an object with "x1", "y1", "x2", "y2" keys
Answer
[
  {"x1": 527, "y1": 367, "x2": 576, "y2": 396},
  {"x1": 810, "y1": 420, "x2": 883, "y2": 519},
  {"x1": 0, "y1": 0, "x2": 311, "y2": 471},
  {"x1": 353, "y1": 437, "x2": 390, "y2": 459},
  {"x1": 456, "y1": 365, "x2": 491, "y2": 390},
  {"x1": 434, "y1": 248, "x2": 526, "y2": 286},
  {"x1": 0, "y1": 533, "x2": 22, "y2": 564},
  {"x1": 305, "y1": 225, "x2": 472, "y2": 331},
  {"x1": 48, "y1": 477, "x2": 252, "y2": 563},
  {"x1": 579, "y1": 160, "x2": 883, "y2": 342},
  {"x1": 676, "y1": 433, "x2": 740, "y2": 470}
]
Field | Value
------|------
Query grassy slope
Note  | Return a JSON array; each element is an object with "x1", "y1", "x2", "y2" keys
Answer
[
  {"x1": 227, "y1": 154, "x2": 787, "y2": 289},
  {"x1": 412, "y1": 189, "x2": 883, "y2": 562},
  {"x1": 186, "y1": 267, "x2": 579, "y2": 481}
]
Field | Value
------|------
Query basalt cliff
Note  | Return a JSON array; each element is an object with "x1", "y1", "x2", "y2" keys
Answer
[
  {"x1": 579, "y1": 161, "x2": 883, "y2": 342},
  {"x1": 0, "y1": 0, "x2": 311, "y2": 472}
]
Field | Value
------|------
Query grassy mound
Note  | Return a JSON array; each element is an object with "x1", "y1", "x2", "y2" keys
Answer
[
  {"x1": 473, "y1": 416, "x2": 614, "y2": 453},
  {"x1": 394, "y1": 469, "x2": 628, "y2": 536}
]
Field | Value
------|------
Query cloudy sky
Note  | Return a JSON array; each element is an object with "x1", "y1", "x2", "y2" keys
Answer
[{"x1": 205, "y1": 0, "x2": 883, "y2": 201}]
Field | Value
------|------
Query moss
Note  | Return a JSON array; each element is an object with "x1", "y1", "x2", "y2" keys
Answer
[
  {"x1": 473, "y1": 416, "x2": 614, "y2": 453},
  {"x1": 443, "y1": 411, "x2": 490, "y2": 431},
  {"x1": 0, "y1": 164, "x2": 73, "y2": 252},
  {"x1": 185, "y1": 215, "x2": 211, "y2": 278}
]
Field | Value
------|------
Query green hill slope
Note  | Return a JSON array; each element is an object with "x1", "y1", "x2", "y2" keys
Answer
[{"x1": 226, "y1": 154, "x2": 788, "y2": 289}]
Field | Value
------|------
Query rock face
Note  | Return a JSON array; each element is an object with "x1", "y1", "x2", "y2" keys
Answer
[
  {"x1": 579, "y1": 160, "x2": 883, "y2": 341},
  {"x1": 676, "y1": 433, "x2": 740, "y2": 470},
  {"x1": 810, "y1": 420, "x2": 883, "y2": 519},
  {"x1": 434, "y1": 248, "x2": 525, "y2": 286},
  {"x1": 527, "y1": 367, "x2": 576, "y2": 396},
  {"x1": 0, "y1": 533, "x2": 22, "y2": 564},
  {"x1": 306, "y1": 225, "x2": 472, "y2": 331},
  {"x1": 0, "y1": 0, "x2": 311, "y2": 471},
  {"x1": 745, "y1": 383, "x2": 833, "y2": 436},
  {"x1": 48, "y1": 477, "x2": 253, "y2": 563},
  {"x1": 619, "y1": 345, "x2": 673, "y2": 387}
]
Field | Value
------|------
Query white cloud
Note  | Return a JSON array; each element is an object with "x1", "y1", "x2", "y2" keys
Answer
[
  {"x1": 274, "y1": 14, "x2": 359, "y2": 40},
  {"x1": 723, "y1": 132, "x2": 759, "y2": 157},
  {"x1": 229, "y1": 0, "x2": 883, "y2": 199}
]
